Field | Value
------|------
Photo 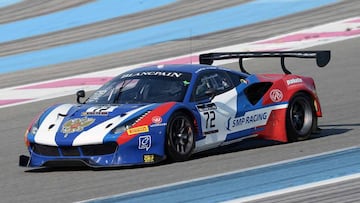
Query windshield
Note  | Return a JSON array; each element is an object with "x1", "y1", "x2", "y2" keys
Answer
[{"x1": 86, "y1": 71, "x2": 192, "y2": 104}]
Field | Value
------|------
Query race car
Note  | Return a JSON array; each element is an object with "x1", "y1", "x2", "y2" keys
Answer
[{"x1": 19, "y1": 50, "x2": 330, "y2": 168}]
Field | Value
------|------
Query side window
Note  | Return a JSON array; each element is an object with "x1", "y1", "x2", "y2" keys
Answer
[
  {"x1": 192, "y1": 71, "x2": 233, "y2": 102},
  {"x1": 227, "y1": 71, "x2": 247, "y2": 87}
]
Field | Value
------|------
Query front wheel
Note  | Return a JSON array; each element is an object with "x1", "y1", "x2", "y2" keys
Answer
[
  {"x1": 166, "y1": 112, "x2": 195, "y2": 162},
  {"x1": 286, "y1": 93, "x2": 315, "y2": 142}
]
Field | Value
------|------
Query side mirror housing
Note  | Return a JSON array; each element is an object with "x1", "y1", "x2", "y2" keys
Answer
[{"x1": 76, "y1": 90, "x2": 85, "y2": 104}]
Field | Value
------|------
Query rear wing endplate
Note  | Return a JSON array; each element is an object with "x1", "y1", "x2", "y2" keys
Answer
[{"x1": 199, "y1": 51, "x2": 331, "y2": 74}]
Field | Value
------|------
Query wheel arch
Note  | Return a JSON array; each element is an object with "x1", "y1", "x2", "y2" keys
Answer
[
  {"x1": 289, "y1": 89, "x2": 321, "y2": 117},
  {"x1": 285, "y1": 91, "x2": 316, "y2": 142},
  {"x1": 170, "y1": 108, "x2": 200, "y2": 137},
  {"x1": 258, "y1": 90, "x2": 317, "y2": 143},
  {"x1": 165, "y1": 108, "x2": 197, "y2": 162}
]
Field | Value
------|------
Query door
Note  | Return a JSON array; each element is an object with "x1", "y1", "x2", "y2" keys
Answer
[{"x1": 192, "y1": 70, "x2": 239, "y2": 151}]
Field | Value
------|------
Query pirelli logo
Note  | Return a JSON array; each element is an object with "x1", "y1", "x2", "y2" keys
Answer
[{"x1": 127, "y1": 125, "x2": 149, "y2": 135}]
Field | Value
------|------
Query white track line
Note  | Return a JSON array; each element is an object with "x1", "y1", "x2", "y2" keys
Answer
[{"x1": 223, "y1": 173, "x2": 360, "y2": 203}]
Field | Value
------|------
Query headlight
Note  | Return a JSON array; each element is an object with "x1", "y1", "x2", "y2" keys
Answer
[
  {"x1": 28, "y1": 116, "x2": 41, "y2": 135},
  {"x1": 111, "y1": 117, "x2": 139, "y2": 134},
  {"x1": 30, "y1": 125, "x2": 39, "y2": 135},
  {"x1": 111, "y1": 124, "x2": 131, "y2": 134},
  {"x1": 24, "y1": 116, "x2": 40, "y2": 147}
]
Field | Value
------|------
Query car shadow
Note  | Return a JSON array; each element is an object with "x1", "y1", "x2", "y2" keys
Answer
[
  {"x1": 24, "y1": 123, "x2": 358, "y2": 172},
  {"x1": 25, "y1": 166, "x2": 89, "y2": 173},
  {"x1": 24, "y1": 159, "x2": 163, "y2": 173},
  {"x1": 191, "y1": 123, "x2": 356, "y2": 161},
  {"x1": 310, "y1": 125, "x2": 353, "y2": 139}
]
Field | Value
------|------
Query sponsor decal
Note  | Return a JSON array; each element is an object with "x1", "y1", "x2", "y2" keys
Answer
[
  {"x1": 286, "y1": 78, "x2": 303, "y2": 85},
  {"x1": 227, "y1": 108, "x2": 272, "y2": 131},
  {"x1": 82, "y1": 111, "x2": 108, "y2": 116},
  {"x1": 151, "y1": 116, "x2": 162, "y2": 124},
  {"x1": 229, "y1": 112, "x2": 268, "y2": 129},
  {"x1": 138, "y1": 135, "x2": 151, "y2": 151},
  {"x1": 150, "y1": 116, "x2": 166, "y2": 127},
  {"x1": 196, "y1": 103, "x2": 217, "y2": 112},
  {"x1": 127, "y1": 125, "x2": 149, "y2": 135},
  {"x1": 121, "y1": 71, "x2": 182, "y2": 78},
  {"x1": 226, "y1": 104, "x2": 287, "y2": 131},
  {"x1": 150, "y1": 123, "x2": 167, "y2": 127},
  {"x1": 204, "y1": 129, "x2": 219, "y2": 135},
  {"x1": 143, "y1": 155, "x2": 155, "y2": 163},
  {"x1": 82, "y1": 106, "x2": 117, "y2": 116},
  {"x1": 270, "y1": 89, "x2": 283, "y2": 102},
  {"x1": 61, "y1": 117, "x2": 95, "y2": 136},
  {"x1": 195, "y1": 66, "x2": 222, "y2": 73}
]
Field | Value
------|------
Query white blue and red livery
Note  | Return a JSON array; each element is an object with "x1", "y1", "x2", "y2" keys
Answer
[{"x1": 19, "y1": 51, "x2": 330, "y2": 168}]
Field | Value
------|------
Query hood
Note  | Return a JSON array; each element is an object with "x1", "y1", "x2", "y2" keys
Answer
[{"x1": 33, "y1": 103, "x2": 155, "y2": 146}]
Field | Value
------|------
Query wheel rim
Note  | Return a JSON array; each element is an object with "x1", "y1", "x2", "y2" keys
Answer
[
  {"x1": 290, "y1": 98, "x2": 313, "y2": 136},
  {"x1": 169, "y1": 116, "x2": 194, "y2": 155}
]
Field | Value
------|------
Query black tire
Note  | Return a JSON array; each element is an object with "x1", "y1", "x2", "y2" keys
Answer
[
  {"x1": 286, "y1": 93, "x2": 315, "y2": 142},
  {"x1": 166, "y1": 112, "x2": 195, "y2": 161}
]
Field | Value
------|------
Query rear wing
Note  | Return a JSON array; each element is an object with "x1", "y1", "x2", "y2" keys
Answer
[{"x1": 199, "y1": 51, "x2": 331, "y2": 74}]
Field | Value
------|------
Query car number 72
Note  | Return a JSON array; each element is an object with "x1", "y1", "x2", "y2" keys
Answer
[{"x1": 203, "y1": 111, "x2": 216, "y2": 128}]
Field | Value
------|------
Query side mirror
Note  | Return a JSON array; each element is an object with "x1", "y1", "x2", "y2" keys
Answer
[{"x1": 76, "y1": 90, "x2": 85, "y2": 104}]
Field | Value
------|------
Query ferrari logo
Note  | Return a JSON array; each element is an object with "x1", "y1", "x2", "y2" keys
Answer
[{"x1": 61, "y1": 117, "x2": 95, "y2": 136}]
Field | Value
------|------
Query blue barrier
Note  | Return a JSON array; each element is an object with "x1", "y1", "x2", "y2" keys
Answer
[
  {"x1": 0, "y1": 0, "x2": 338, "y2": 74},
  {"x1": 0, "y1": 0, "x2": 176, "y2": 43},
  {"x1": 0, "y1": 0, "x2": 22, "y2": 8}
]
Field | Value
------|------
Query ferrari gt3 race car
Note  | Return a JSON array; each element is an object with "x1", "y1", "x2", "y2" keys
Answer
[{"x1": 19, "y1": 51, "x2": 330, "y2": 168}]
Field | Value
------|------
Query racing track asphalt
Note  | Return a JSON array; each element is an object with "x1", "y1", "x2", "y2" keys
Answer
[
  {"x1": 3, "y1": 0, "x2": 360, "y2": 88},
  {"x1": 0, "y1": 1, "x2": 359, "y2": 202}
]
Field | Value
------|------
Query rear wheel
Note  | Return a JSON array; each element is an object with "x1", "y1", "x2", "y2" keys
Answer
[
  {"x1": 166, "y1": 112, "x2": 195, "y2": 161},
  {"x1": 286, "y1": 93, "x2": 315, "y2": 142}
]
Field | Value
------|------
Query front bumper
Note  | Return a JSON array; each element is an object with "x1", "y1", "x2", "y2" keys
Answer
[{"x1": 20, "y1": 140, "x2": 165, "y2": 168}]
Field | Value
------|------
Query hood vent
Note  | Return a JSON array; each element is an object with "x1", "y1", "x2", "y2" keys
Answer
[
  {"x1": 48, "y1": 124, "x2": 55, "y2": 130},
  {"x1": 133, "y1": 111, "x2": 151, "y2": 125},
  {"x1": 105, "y1": 123, "x2": 113, "y2": 129}
]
